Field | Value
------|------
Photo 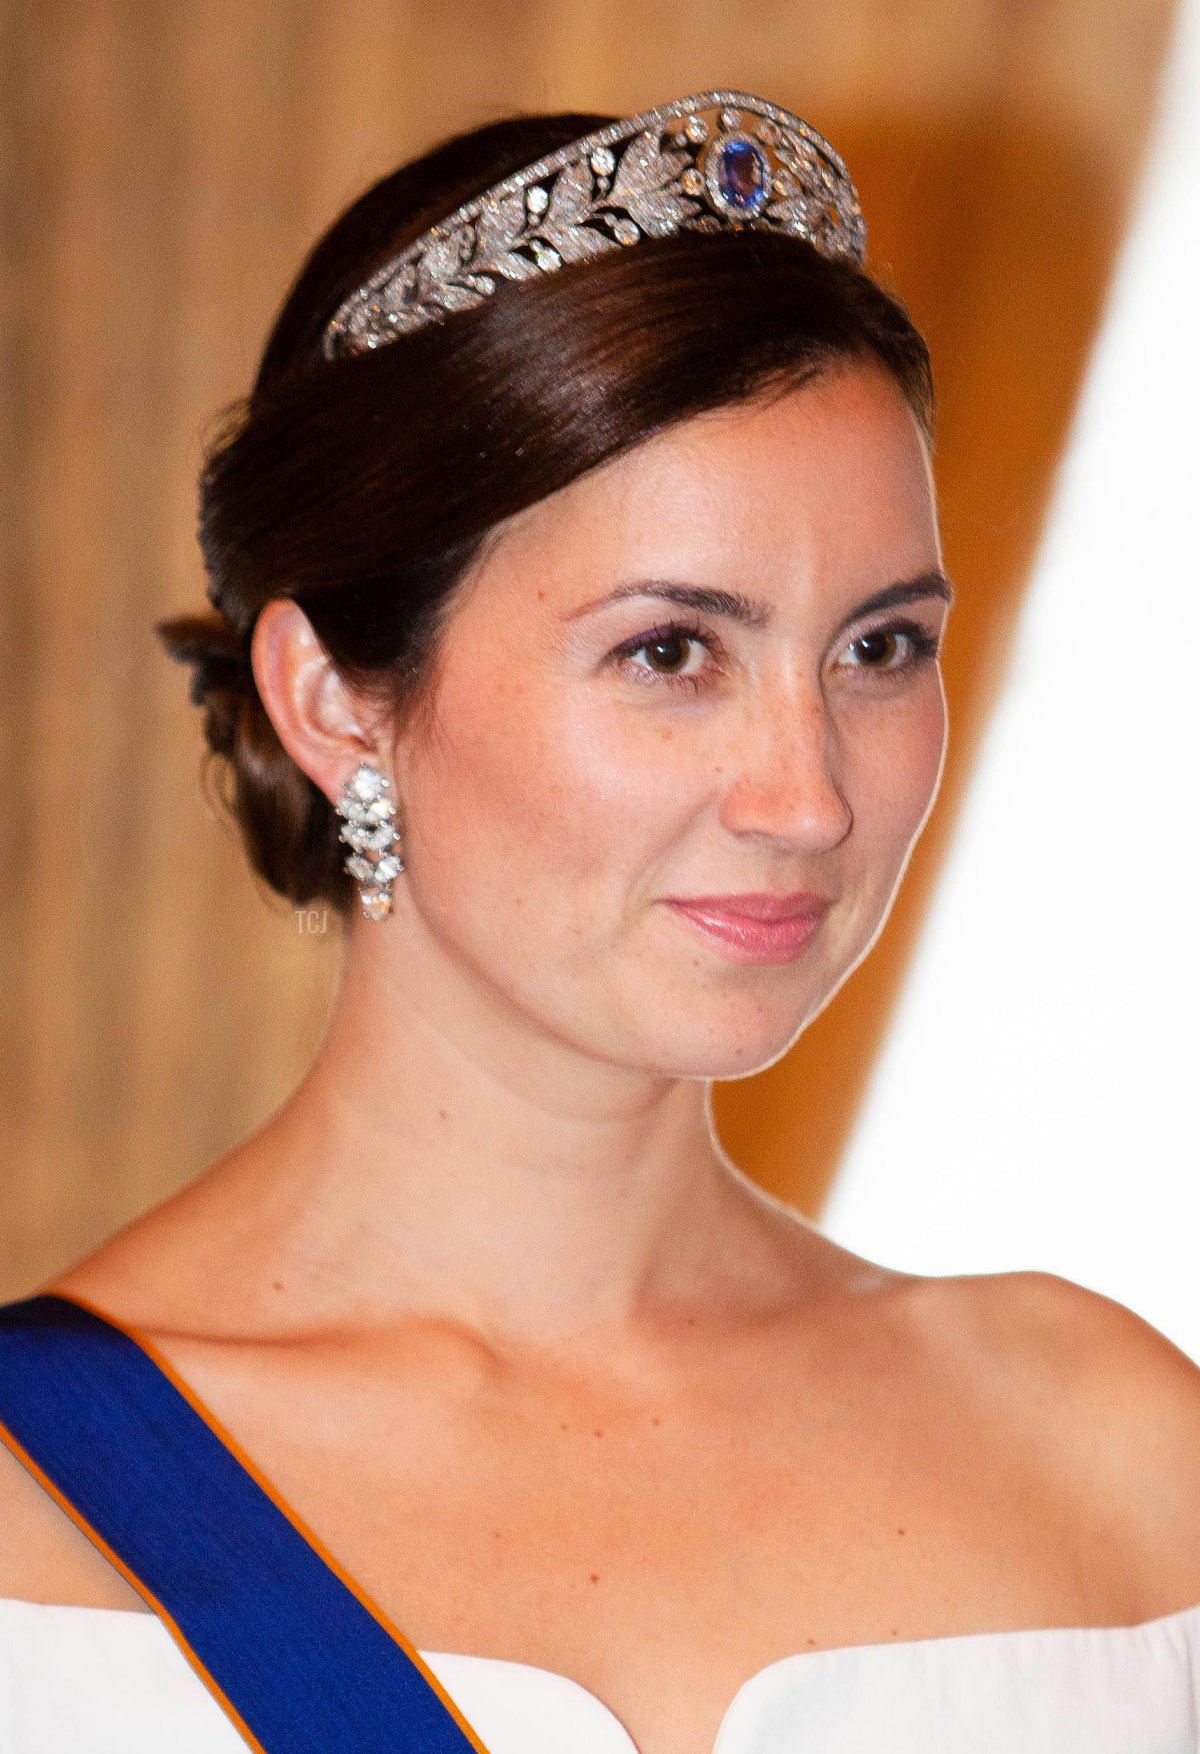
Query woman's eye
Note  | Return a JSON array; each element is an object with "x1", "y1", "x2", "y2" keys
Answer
[
  {"x1": 638, "y1": 631, "x2": 701, "y2": 670},
  {"x1": 609, "y1": 622, "x2": 719, "y2": 692},
  {"x1": 837, "y1": 619, "x2": 941, "y2": 675}
]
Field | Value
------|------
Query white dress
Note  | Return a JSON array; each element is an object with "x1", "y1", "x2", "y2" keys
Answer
[{"x1": 0, "y1": 1596, "x2": 1197, "y2": 1754}]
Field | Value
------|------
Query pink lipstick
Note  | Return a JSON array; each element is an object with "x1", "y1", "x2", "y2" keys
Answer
[{"x1": 662, "y1": 892, "x2": 831, "y2": 965}]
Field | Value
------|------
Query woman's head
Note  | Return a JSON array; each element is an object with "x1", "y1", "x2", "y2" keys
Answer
[{"x1": 159, "y1": 103, "x2": 948, "y2": 1077}]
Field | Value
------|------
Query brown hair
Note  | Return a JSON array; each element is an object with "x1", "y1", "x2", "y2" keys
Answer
[{"x1": 158, "y1": 108, "x2": 935, "y2": 919}]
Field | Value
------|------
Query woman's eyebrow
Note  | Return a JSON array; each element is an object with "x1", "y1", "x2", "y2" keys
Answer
[
  {"x1": 563, "y1": 579, "x2": 770, "y2": 626},
  {"x1": 835, "y1": 571, "x2": 955, "y2": 630},
  {"x1": 563, "y1": 570, "x2": 955, "y2": 629}
]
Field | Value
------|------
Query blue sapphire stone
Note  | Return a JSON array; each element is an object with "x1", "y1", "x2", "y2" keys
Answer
[{"x1": 715, "y1": 138, "x2": 770, "y2": 214}]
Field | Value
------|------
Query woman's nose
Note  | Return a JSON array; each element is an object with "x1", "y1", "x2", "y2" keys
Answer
[{"x1": 716, "y1": 695, "x2": 853, "y2": 854}]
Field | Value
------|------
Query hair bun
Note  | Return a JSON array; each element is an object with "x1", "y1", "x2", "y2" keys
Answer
[
  {"x1": 156, "y1": 611, "x2": 258, "y2": 766},
  {"x1": 159, "y1": 613, "x2": 252, "y2": 701},
  {"x1": 158, "y1": 613, "x2": 252, "y2": 708},
  {"x1": 157, "y1": 605, "x2": 346, "y2": 909}
]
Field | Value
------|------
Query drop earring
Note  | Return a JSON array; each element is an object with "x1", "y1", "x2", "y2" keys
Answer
[{"x1": 335, "y1": 760, "x2": 403, "y2": 921}]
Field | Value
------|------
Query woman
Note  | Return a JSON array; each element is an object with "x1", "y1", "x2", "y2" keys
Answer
[{"x1": 0, "y1": 92, "x2": 1197, "y2": 1754}]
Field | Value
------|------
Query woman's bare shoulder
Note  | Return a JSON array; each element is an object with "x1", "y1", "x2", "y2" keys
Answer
[
  {"x1": 925, "y1": 1267, "x2": 1200, "y2": 1419},
  {"x1": 900, "y1": 1268, "x2": 1200, "y2": 1606},
  {"x1": 0, "y1": 1438, "x2": 148, "y2": 1611}
]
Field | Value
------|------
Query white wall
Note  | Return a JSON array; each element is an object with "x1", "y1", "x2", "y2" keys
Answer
[{"x1": 823, "y1": 0, "x2": 1200, "y2": 1359}]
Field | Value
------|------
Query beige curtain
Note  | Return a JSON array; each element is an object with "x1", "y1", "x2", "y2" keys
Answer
[{"x1": 0, "y1": 0, "x2": 1178, "y2": 1297}]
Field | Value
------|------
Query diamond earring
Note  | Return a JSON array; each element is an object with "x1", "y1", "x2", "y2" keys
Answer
[{"x1": 335, "y1": 760, "x2": 403, "y2": 921}]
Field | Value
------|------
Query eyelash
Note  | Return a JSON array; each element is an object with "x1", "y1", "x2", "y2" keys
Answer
[{"x1": 608, "y1": 617, "x2": 943, "y2": 695}]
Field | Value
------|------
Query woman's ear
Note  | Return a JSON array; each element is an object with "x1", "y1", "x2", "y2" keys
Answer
[{"x1": 249, "y1": 599, "x2": 385, "y2": 803}]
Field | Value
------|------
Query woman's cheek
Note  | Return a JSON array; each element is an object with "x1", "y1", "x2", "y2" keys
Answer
[
  {"x1": 852, "y1": 682, "x2": 948, "y2": 873},
  {"x1": 880, "y1": 687, "x2": 947, "y2": 873},
  {"x1": 405, "y1": 669, "x2": 636, "y2": 903},
  {"x1": 909, "y1": 680, "x2": 950, "y2": 830}
]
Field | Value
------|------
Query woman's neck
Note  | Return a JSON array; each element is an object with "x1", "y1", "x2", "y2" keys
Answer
[{"x1": 70, "y1": 920, "x2": 795, "y2": 1353}]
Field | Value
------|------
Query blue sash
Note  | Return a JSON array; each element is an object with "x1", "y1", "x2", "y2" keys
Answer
[{"x1": 0, "y1": 1293, "x2": 493, "y2": 1753}]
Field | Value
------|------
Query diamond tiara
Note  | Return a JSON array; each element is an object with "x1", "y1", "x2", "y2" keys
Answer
[{"x1": 321, "y1": 90, "x2": 867, "y2": 359}]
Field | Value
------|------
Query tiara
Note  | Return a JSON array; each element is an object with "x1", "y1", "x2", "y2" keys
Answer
[{"x1": 321, "y1": 91, "x2": 867, "y2": 359}]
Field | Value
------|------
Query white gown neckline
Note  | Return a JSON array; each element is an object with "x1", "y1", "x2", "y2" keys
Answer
[{"x1": 4, "y1": 1593, "x2": 1200, "y2": 1754}]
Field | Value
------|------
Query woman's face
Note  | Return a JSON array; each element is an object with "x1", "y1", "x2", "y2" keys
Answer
[{"x1": 390, "y1": 359, "x2": 951, "y2": 1078}]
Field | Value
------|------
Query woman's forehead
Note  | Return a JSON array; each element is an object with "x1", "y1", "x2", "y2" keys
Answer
[{"x1": 474, "y1": 365, "x2": 938, "y2": 602}]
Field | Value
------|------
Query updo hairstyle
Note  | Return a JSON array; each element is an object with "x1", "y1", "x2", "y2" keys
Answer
[{"x1": 157, "y1": 108, "x2": 935, "y2": 920}]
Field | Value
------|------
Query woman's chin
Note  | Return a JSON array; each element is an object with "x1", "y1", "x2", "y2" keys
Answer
[{"x1": 626, "y1": 1009, "x2": 820, "y2": 1082}]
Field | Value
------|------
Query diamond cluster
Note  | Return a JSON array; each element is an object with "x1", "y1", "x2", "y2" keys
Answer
[
  {"x1": 336, "y1": 761, "x2": 402, "y2": 921},
  {"x1": 322, "y1": 91, "x2": 867, "y2": 358}
]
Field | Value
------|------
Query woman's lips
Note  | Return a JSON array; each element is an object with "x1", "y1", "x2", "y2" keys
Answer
[{"x1": 662, "y1": 893, "x2": 831, "y2": 965}]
